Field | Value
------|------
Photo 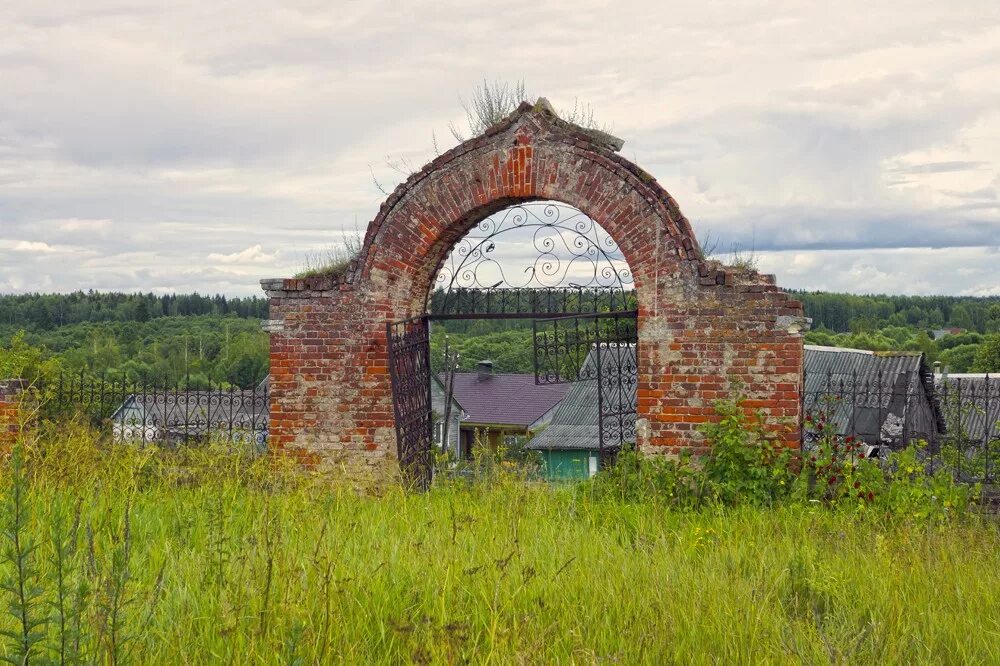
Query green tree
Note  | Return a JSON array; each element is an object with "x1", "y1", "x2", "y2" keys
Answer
[
  {"x1": 905, "y1": 331, "x2": 938, "y2": 364},
  {"x1": 986, "y1": 305, "x2": 1000, "y2": 333},
  {"x1": 0, "y1": 333, "x2": 61, "y2": 384},
  {"x1": 949, "y1": 304, "x2": 974, "y2": 331},
  {"x1": 971, "y1": 334, "x2": 1000, "y2": 373},
  {"x1": 939, "y1": 344, "x2": 979, "y2": 373}
]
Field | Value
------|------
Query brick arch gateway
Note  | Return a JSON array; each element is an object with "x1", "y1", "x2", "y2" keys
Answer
[{"x1": 262, "y1": 100, "x2": 807, "y2": 483}]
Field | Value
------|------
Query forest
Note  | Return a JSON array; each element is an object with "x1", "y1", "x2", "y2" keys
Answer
[
  {"x1": 1, "y1": 289, "x2": 999, "y2": 385},
  {"x1": 0, "y1": 292, "x2": 269, "y2": 388}
]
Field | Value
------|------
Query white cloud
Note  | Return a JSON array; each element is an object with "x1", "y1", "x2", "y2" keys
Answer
[
  {"x1": 0, "y1": 1, "x2": 998, "y2": 296},
  {"x1": 756, "y1": 246, "x2": 1000, "y2": 296},
  {"x1": 52, "y1": 218, "x2": 112, "y2": 233},
  {"x1": 207, "y1": 244, "x2": 280, "y2": 265},
  {"x1": 0, "y1": 240, "x2": 56, "y2": 253}
]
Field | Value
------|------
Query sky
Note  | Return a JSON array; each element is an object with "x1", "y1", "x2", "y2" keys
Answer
[{"x1": 1, "y1": 1, "x2": 999, "y2": 298}]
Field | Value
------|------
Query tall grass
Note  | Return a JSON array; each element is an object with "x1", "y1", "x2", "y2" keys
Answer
[{"x1": 2, "y1": 425, "x2": 1000, "y2": 663}]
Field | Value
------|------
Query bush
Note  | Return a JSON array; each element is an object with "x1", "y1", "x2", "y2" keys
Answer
[
  {"x1": 797, "y1": 404, "x2": 976, "y2": 518},
  {"x1": 584, "y1": 448, "x2": 704, "y2": 508},
  {"x1": 699, "y1": 397, "x2": 796, "y2": 506},
  {"x1": 584, "y1": 394, "x2": 978, "y2": 520}
]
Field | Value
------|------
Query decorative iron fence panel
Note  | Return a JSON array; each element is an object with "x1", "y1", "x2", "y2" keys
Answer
[
  {"x1": 533, "y1": 312, "x2": 638, "y2": 466},
  {"x1": 803, "y1": 370, "x2": 999, "y2": 484},
  {"x1": 45, "y1": 373, "x2": 269, "y2": 449}
]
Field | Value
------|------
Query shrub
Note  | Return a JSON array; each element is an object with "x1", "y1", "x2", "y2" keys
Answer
[
  {"x1": 698, "y1": 396, "x2": 796, "y2": 506},
  {"x1": 585, "y1": 393, "x2": 979, "y2": 519},
  {"x1": 879, "y1": 444, "x2": 977, "y2": 519},
  {"x1": 797, "y1": 402, "x2": 977, "y2": 517},
  {"x1": 584, "y1": 448, "x2": 704, "y2": 508}
]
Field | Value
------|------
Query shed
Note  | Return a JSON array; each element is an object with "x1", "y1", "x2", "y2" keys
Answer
[
  {"x1": 803, "y1": 345, "x2": 942, "y2": 446},
  {"x1": 528, "y1": 344, "x2": 637, "y2": 480}
]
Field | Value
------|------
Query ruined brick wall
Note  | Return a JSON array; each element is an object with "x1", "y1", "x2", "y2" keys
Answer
[
  {"x1": 0, "y1": 379, "x2": 27, "y2": 451},
  {"x1": 263, "y1": 101, "x2": 806, "y2": 479}
]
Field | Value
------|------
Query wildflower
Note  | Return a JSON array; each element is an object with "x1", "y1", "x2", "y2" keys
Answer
[
  {"x1": 867, "y1": 491, "x2": 875, "y2": 502},
  {"x1": 828, "y1": 475, "x2": 837, "y2": 485},
  {"x1": 858, "y1": 452, "x2": 865, "y2": 459},
  {"x1": 853, "y1": 481, "x2": 861, "y2": 489}
]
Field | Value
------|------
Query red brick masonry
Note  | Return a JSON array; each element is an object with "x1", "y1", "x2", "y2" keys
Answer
[
  {"x1": 262, "y1": 101, "x2": 807, "y2": 480},
  {"x1": 0, "y1": 379, "x2": 26, "y2": 451}
]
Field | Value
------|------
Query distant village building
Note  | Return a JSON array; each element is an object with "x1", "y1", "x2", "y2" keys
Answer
[
  {"x1": 528, "y1": 345, "x2": 637, "y2": 480},
  {"x1": 803, "y1": 345, "x2": 941, "y2": 447},
  {"x1": 931, "y1": 327, "x2": 965, "y2": 340},
  {"x1": 433, "y1": 360, "x2": 567, "y2": 459},
  {"x1": 430, "y1": 374, "x2": 464, "y2": 457}
]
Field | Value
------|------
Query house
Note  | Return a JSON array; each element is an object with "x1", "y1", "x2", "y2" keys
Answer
[
  {"x1": 931, "y1": 327, "x2": 965, "y2": 341},
  {"x1": 527, "y1": 344, "x2": 944, "y2": 481},
  {"x1": 443, "y1": 360, "x2": 568, "y2": 459},
  {"x1": 430, "y1": 373, "x2": 466, "y2": 457},
  {"x1": 111, "y1": 377, "x2": 269, "y2": 448},
  {"x1": 528, "y1": 344, "x2": 636, "y2": 481}
]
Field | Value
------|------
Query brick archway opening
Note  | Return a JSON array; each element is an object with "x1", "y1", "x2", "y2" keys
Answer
[
  {"x1": 262, "y1": 99, "x2": 806, "y2": 482},
  {"x1": 422, "y1": 200, "x2": 640, "y2": 481}
]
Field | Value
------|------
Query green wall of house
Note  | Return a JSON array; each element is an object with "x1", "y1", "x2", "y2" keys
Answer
[{"x1": 538, "y1": 449, "x2": 598, "y2": 481}]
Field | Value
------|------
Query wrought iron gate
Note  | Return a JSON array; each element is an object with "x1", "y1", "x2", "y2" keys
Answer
[
  {"x1": 386, "y1": 316, "x2": 433, "y2": 489},
  {"x1": 533, "y1": 312, "x2": 638, "y2": 465}
]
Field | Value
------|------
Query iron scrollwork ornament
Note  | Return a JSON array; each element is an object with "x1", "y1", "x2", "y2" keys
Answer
[{"x1": 436, "y1": 202, "x2": 633, "y2": 296}]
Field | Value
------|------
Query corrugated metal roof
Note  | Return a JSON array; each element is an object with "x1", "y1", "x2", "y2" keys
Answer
[
  {"x1": 803, "y1": 345, "x2": 924, "y2": 387},
  {"x1": 529, "y1": 344, "x2": 636, "y2": 451},
  {"x1": 935, "y1": 374, "x2": 1000, "y2": 441},
  {"x1": 803, "y1": 345, "x2": 940, "y2": 443}
]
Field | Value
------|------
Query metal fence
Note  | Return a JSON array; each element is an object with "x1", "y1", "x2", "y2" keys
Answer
[
  {"x1": 803, "y1": 370, "x2": 999, "y2": 484},
  {"x1": 38, "y1": 368, "x2": 1000, "y2": 484},
  {"x1": 46, "y1": 373, "x2": 269, "y2": 449}
]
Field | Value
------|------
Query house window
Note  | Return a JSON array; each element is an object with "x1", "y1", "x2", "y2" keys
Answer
[
  {"x1": 435, "y1": 421, "x2": 445, "y2": 447},
  {"x1": 588, "y1": 455, "x2": 598, "y2": 478}
]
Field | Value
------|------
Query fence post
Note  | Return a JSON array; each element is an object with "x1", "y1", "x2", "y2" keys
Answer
[{"x1": 983, "y1": 374, "x2": 993, "y2": 484}]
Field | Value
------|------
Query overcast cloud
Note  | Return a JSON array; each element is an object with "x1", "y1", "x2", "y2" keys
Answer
[{"x1": 1, "y1": 1, "x2": 999, "y2": 297}]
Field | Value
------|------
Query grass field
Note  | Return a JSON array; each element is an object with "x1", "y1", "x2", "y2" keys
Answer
[{"x1": 2, "y1": 432, "x2": 1000, "y2": 664}]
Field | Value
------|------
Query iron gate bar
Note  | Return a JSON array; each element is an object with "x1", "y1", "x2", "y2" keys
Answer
[
  {"x1": 533, "y1": 311, "x2": 638, "y2": 467},
  {"x1": 386, "y1": 315, "x2": 434, "y2": 490}
]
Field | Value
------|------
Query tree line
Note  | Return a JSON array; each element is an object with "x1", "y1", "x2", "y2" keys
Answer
[
  {"x1": 796, "y1": 291, "x2": 1000, "y2": 334},
  {"x1": 1, "y1": 290, "x2": 998, "y2": 385},
  {"x1": 0, "y1": 291, "x2": 268, "y2": 331}
]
